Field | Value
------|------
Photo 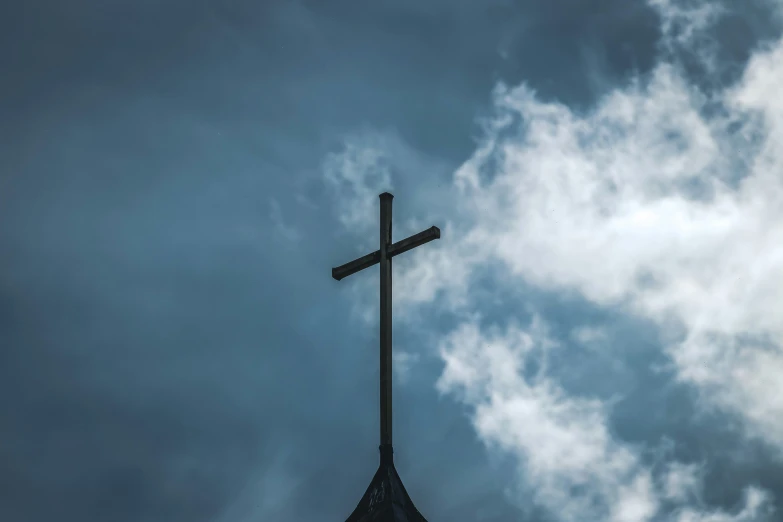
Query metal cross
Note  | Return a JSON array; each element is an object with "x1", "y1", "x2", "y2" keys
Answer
[{"x1": 332, "y1": 192, "x2": 440, "y2": 459}]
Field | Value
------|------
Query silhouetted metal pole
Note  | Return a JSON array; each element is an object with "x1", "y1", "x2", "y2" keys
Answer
[{"x1": 379, "y1": 192, "x2": 393, "y2": 453}]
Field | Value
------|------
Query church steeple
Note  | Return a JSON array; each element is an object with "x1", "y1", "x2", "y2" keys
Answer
[{"x1": 344, "y1": 445, "x2": 428, "y2": 522}]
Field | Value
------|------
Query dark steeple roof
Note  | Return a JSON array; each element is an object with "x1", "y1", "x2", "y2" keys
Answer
[{"x1": 345, "y1": 445, "x2": 428, "y2": 522}]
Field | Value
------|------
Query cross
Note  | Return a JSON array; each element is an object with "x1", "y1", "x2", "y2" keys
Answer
[{"x1": 332, "y1": 192, "x2": 440, "y2": 463}]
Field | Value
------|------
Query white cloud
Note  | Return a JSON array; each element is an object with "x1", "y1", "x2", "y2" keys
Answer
[
  {"x1": 368, "y1": 5, "x2": 783, "y2": 455},
  {"x1": 650, "y1": 0, "x2": 724, "y2": 49},
  {"x1": 436, "y1": 318, "x2": 773, "y2": 522},
  {"x1": 325, "y1": 0, "x2": 783, "y2": 519},
  {"x1": 323, "y1": 132, "x2": 394, "y2": 244},
  {"x1": 672, "y1": 487, "x2": 773, "y2": 522},
  {"x1": 437, "y1": 318, "x2": 651, "y2": 522},
  {"x1": 445, "y1": 35, "x2": 783, "y2": 451}
]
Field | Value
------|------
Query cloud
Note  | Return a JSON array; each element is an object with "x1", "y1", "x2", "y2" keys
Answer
[
  {"x1": 650, "y1": 0, "x2": 724, "y2": 49},
  {"x1": 443, "y1": 34, "x2": 783, "y2": 453},
  {"x1": 571, "y1": 326, "x2": 609, "y2": 346},
  {"x1": 436, "y1": 318, "x2": 646, "y2": 522},
  {"x1": 672, "y1": 487, "x2": 773, "y2": 522},
  {"x1": 436, "y1": 317, "x2": 774, "y2": 522},
  {"x1": 323, "y1": 132, "x2": 395, "y2": 242},
  {"x1": 660, "y1": 462, "x2": 703, "y2": 504},
  {"x1": 393, "y1": 350, "x2": 421, "y2": 384},
  {"x1": 269, "y1": 198, "x2": 301, "y2": 243},
  {"x1": 325, "y1": 0, "x2": 783, "y2": 519}
]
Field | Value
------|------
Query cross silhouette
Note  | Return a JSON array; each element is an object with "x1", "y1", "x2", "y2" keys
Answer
[{"x1": 333, "y1": 192, "x2": 439, "y2": 521}]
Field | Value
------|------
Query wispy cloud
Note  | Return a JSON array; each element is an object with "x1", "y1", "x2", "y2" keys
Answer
[
  {"x1": 437, "y1": 317, "x2": 773, "y2": 522},
  {"x1": 323, "y1": 132, "x2": 395, "y2": 244},
  {"x1": 393, "y1": 350, "x2": 421, "y2": 384},
  {"x1": 215, "y1": 447, "x2": 302, "y2": 522},
  {"x1": 269, "y1": 198, "x2": 301, "y2": 243}
]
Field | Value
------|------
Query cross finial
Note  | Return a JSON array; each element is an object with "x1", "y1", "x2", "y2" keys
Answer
[{"x1": 332, "y1": 193, "x2": 440, "y2": 456}]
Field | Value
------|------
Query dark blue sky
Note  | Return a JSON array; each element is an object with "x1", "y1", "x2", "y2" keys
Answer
[{"x1": 2, "y1": 1, "x2": 783, "y2": 521}]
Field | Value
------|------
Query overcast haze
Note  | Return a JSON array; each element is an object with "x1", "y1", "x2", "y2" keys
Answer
[{"x1": 2, "y1": 1, "x2": 783, "y2": 521}]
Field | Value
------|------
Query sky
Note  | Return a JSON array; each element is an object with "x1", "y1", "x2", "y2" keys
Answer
[{"x1": 2, "y1": 0, "x2": 783, "y2": 521}]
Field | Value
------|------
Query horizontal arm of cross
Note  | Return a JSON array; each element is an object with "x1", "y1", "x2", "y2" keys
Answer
[
  {"x1": 388, "y1": 225, "x2": 440, "y2": 258},
  {"x1": 331, "y1": 250, "x2": 381, "y2": 281},
  {"x1": 331, "y1": 226, "x2": 441, "y2": 281}
]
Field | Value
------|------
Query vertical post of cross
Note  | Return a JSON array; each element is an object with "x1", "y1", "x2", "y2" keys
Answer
[{"x1": 379, "y1": 192, "x2": 393, "y2": 461}]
